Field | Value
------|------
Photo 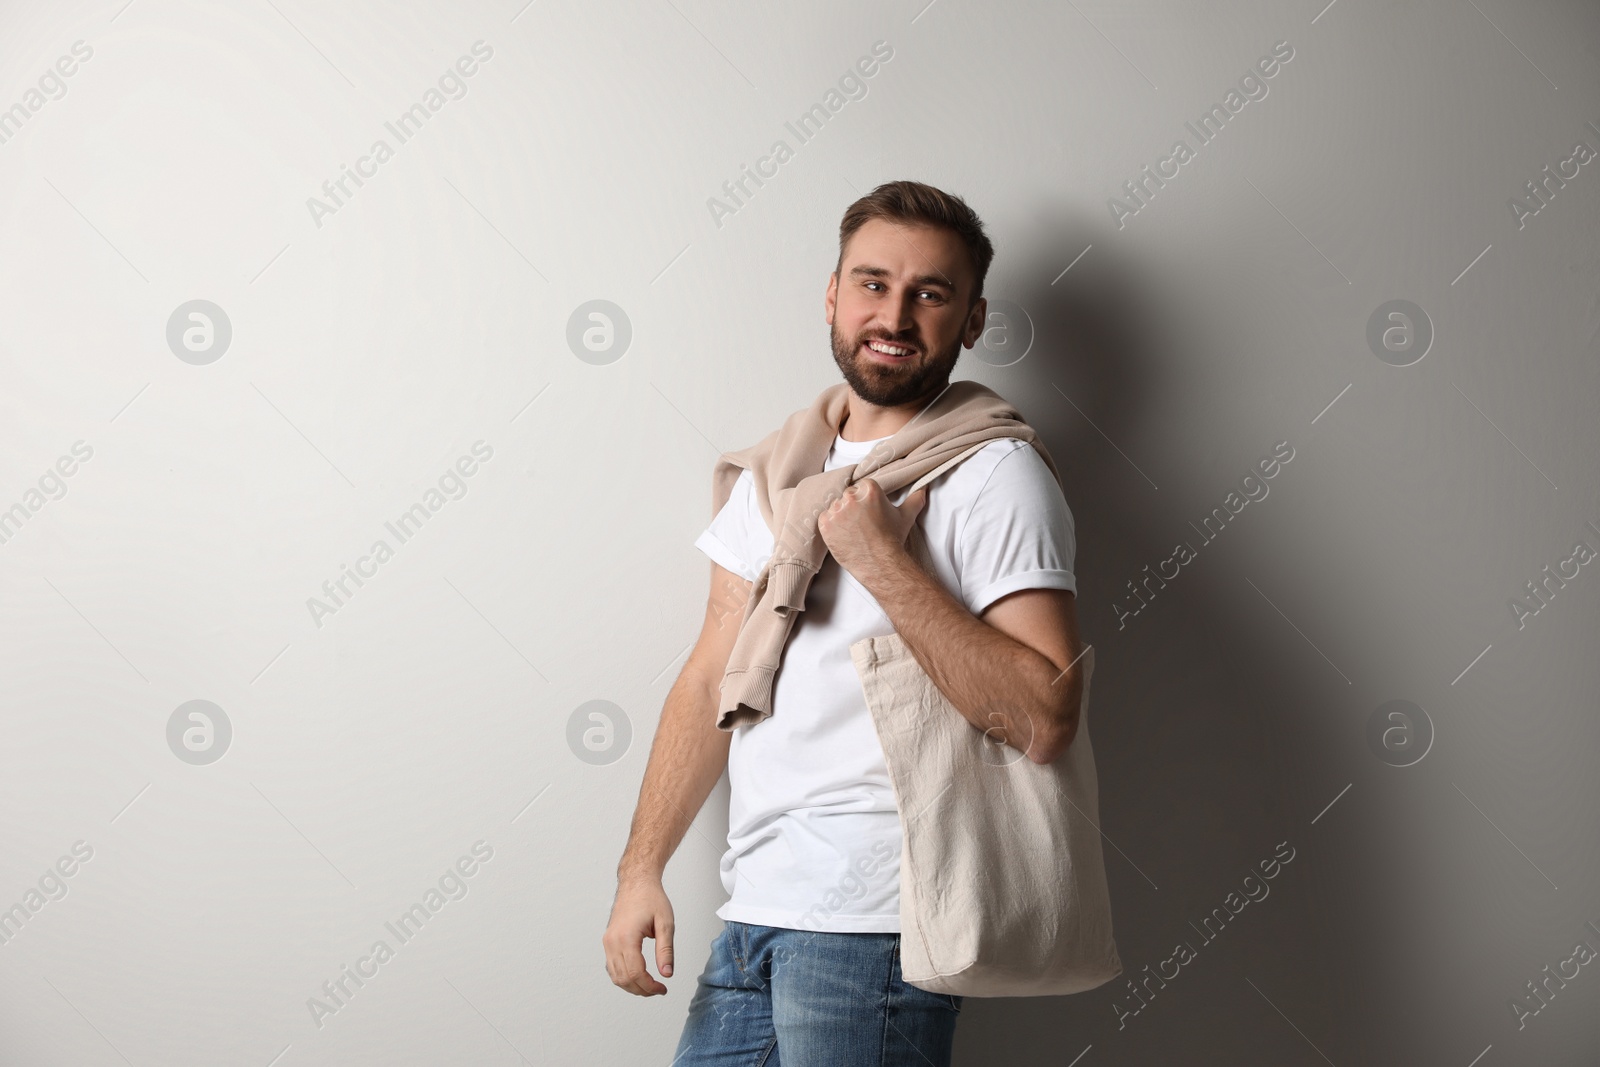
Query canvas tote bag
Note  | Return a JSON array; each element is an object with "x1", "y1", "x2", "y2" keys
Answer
[{"x1": 847, "y1": 526, "x2": 1123, "y2": 997}]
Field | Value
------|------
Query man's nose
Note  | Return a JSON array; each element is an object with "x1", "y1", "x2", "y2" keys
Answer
[{"x1": 872, "y1": 291, "x2": 919, "y2": 338}]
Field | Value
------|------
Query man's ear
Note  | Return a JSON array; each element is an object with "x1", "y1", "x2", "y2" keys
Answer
[{"x1": 963, "y1": 295, "x2": 987, "y2": 346}]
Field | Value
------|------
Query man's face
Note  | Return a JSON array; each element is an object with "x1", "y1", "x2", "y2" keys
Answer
[{"x1": 825, "y1": 218, "x2": 986, "y2": 409}]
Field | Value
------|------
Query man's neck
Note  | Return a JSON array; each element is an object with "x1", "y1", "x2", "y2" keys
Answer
[
  {"x1": 838, "y1": 410, "x2": 903, "y2": 442},
  {"x1": 838, "y1": 387, "x2": 947, "y2": 442}
]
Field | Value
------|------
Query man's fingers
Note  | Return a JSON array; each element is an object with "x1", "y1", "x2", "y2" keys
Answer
[
  {"x1": 637, "y1": 964, "x2": 668, "y2": 996},
  {"x1": 897, "y1": 487, "x2": 928, "y2": 533},
  {"x1": 610, "y1": 945, "x2": 666, "y2": 996},
  {"x1": 656, "y1": 916, "x2": 675, "y2": 977},
  {"x1": 627, "y1": 966, "x2": 667, "y2": 997}
]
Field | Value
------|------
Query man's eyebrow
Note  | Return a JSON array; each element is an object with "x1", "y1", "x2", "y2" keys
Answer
[{"x1": 846, "y1": 265, "x2": 954, "y2": 289}]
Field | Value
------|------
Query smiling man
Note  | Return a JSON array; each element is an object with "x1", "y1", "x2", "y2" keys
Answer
[{"x1": 604, "y1": 180, "x2": 1085, "y2": 1066}]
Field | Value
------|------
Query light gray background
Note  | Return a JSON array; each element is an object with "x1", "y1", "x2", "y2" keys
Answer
[{"x1": 1, "y1": 0, "x2": 1597, "y2": 1064}]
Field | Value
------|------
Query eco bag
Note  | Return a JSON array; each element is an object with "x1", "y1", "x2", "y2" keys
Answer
[{"x1": 848, "y1": 533, "x2": 1122, "y2": 996}]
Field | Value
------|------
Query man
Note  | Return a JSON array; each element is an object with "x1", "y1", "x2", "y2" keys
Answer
[{"x1": 603, "y1": 180, "x2": 1085, "y2": 1065}]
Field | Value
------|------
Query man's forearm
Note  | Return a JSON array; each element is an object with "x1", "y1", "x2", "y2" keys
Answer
[
  {"x1": 856, "y1": 546, "x2": 1080, "y2": 762},
  {"x1": 616, "y1": 669, "x2": 731, "y2": 884}
]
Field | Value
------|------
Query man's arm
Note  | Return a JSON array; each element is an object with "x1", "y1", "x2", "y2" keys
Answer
[
  {"x1": 862, "y1": 551, "x2": 1085, "y2": 764},
  {"x1": 817, "y1": 476, "x2": 1084, "y2": 765},
  {"x1": 603, "y1": 561, "x2": 751, "y2": 997}
]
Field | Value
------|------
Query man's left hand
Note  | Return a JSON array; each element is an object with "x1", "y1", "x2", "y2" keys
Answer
[{"x1": 817, "y1": 478, "x2": 928, "y2": 581}]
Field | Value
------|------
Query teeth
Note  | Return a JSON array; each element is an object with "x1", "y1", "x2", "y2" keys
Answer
[{"x1": 868, "y1": 341, "x2": 912, "y2": 356}]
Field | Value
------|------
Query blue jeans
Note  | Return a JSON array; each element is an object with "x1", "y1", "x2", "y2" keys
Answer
[{"x1": 672, "y1": 920, "x2": 962, "y2": 1066}]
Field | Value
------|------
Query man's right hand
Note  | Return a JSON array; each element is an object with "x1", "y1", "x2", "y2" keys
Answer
[{"x1": 602, "y1": 878, "x2": 675, "y2": 997}]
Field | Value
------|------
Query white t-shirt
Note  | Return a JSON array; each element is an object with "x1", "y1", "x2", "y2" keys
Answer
[{"x1": 693, "y1": 432, "x2": 1077, "y2": 932}]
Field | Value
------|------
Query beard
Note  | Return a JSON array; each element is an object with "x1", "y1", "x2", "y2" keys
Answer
[{"x1": 829, "y1": 320, "x2": 962, "y2": 408}]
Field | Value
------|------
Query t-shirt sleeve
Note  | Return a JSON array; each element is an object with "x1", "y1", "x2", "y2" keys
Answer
[
  {"x1": 957, "y1": 442, "x2": 1078, "y2": 616},
  {"x1": 695, "y1": 468, "x2": 764, "y2": 582}
]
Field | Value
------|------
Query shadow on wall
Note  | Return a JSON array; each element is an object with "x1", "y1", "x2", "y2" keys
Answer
[{"x1": 947, "y1": 201, "x2": 1386, "y2": 1066}]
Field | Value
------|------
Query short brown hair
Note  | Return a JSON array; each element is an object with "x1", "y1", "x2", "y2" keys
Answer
[{"x1": 837, "y1": 180, "x2": 995, "y2": 308}]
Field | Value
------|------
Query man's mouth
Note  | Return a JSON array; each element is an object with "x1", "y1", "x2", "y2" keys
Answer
[{"x1": 862, "y1": 339, "x2": 916, "y2": 363}]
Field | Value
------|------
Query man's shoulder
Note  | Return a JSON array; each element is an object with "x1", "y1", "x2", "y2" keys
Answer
[{"x1": 941, "y1": 436, "x2": 1050, "y2": 496}]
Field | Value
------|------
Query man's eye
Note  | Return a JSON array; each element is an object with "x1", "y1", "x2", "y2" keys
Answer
[{"x1": 861, "y1": 282, "x2": 941, "y2": 300}]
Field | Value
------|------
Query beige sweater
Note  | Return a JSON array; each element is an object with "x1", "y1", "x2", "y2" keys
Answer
[{"x1": 709, "y1": 379, "x2": 1062, "y2": 730}]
